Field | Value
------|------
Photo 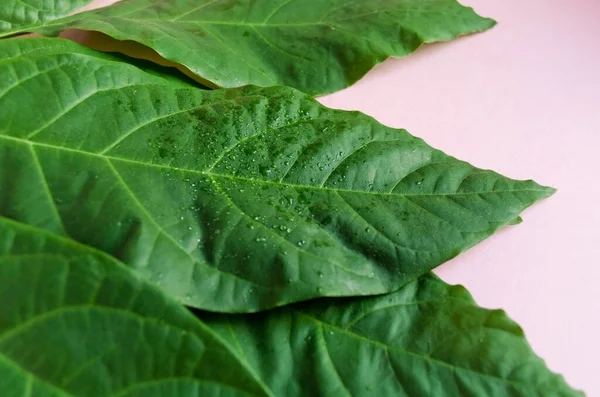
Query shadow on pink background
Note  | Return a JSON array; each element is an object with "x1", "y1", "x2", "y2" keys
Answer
[{"x1": 322, "y1": 0, "x2": 600, "y2": 394}]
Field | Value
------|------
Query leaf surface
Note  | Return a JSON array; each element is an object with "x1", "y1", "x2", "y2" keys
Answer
[
  {"x1": 2, "y1": 0, "x2": 496, "y2": 95},
  {"x1": 202, "y1": 273, "x2": 582, "y2": 397},
  {"x1": 0, "y1": 216, "x2": 271, "y2": 397},
  {"x1": 0, "y1": 216, "x2": 581, "y2": 396},
  {"x1": 0, "y1": 38, "x2": 554, "y2": 312},
  {"x1": 0, "y1": 0, "x2": 94, "y2": 35}
]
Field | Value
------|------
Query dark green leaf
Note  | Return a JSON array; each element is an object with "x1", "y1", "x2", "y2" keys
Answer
[
  {"x1": 0, "y1": 216, "x2": 271, "y2": 397},
  {"x1": 0, "y1": 38, "x2": 554, "y2": 313},
  {"x1": 2, "y1": 0, "x2": 496, "y2": 95},
  {"x1": 0, "y1": 0, "x2": 94, "y2": 35},
  {"x1": 0, "y1": 215, "x2": 581, "y2": 396},
  {"x1": 202, "y1": 273, "x2": 582, "y2": 397}
]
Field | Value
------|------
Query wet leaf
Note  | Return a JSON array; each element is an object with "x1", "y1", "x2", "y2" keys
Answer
[{"x1": 0, "y1": 38, "x2": 553, "y2": 312}]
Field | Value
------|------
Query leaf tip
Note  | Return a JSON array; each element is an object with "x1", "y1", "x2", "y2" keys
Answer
[{"x1": 541, "y1": 185, "x2": 558, "y2": 199}]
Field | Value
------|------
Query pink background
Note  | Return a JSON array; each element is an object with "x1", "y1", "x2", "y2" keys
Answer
[
  {"x1": 322, "y1": 1, "x2": 600, "y2": 394},
  {"x1": 63, "y1": 0, "x2": 600, "y2": 394}
]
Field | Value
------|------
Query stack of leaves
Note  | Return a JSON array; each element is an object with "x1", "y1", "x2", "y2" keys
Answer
[{"x1": 0, "y1": 0, "x2": 582, "y2": 395}]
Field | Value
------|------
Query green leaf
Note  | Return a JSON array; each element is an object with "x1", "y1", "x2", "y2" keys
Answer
[
  {"x1": 2, "y1": 0, "x2": 496, "y2": 95},
  {"x1": 202, "y1": 273, "x2": 582, "y2": 397},
  {"x1": 0, "y1": 216, "x2": 581, "y2": 396},
  {"x1": 0, "y1": 216, "x2": 271, "y2": 397},
  {"x1": 0, "y1": 0, "x2": 94, "y2": 35},
  {"x1": 0, "y1": 38, "x2": 554, "y2": 313}
]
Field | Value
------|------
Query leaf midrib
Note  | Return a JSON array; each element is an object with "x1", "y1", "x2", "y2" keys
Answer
[
  {"x1": 2, "y1": 0, "x2": 474, "y2": 38},
  {"x1": 0, "y1": 134, "x2": 549, "y2": 199},
  {"x1": 87, "y1": 3, "x2": 466, "y2": 28},
  {"x1": 294, "y1": 310, "x2": 542, "y2": 391}
]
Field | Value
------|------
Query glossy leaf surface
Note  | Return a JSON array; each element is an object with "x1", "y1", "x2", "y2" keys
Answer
[
  {"x1": 0, "y1": 0, "x2": 94, "y2": 35},
  {"x1": 203, "y1": 273, "x2": 582, "y2": 396},
  {"x1": 0, "y1": 217, "x2": 271, "y2": 397},
  {"x1": 0, "y1": 38, "x2": 553, "y2": 312},
  {"x1": 2, "y1": 0, "x2": 496, "y2": 95}
]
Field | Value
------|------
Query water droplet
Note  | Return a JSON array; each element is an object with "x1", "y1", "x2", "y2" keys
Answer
[
  {"x1": 297, "y1": 240, "x2": 306, "y2": 246},
  {"x1": 317, "y1": 271, "x2": 324, "y2": 278}
]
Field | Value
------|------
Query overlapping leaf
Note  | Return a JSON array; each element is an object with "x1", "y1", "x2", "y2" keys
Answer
[
  {"x1": 0, "y1": 0, "x2": 94, "y2": 35},
  {"x1": 0, "y1": 217, "x2": 271, "y2": 397},
  {"x1": 202, "y1": 273, "x2": 582, "y2": 396},
  {"x1": 0, "y1": 38, "x2": 554, "y2": 312},
  {"x1": 0, "y1": 0, "x2": 496, "y2": 95},
  {"x1": 0, "y1": 217, "x2": 581, "y2": 396}
]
